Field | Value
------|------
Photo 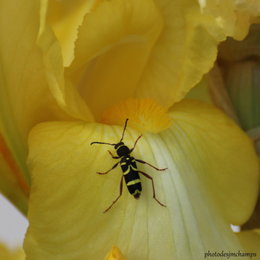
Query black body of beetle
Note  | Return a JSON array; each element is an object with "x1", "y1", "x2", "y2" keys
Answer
[
  {"x1": 91, "y1": 119, "x2": 167, "y2": 213},
  {"x1": 117, "y1": 145, "x2": 142, "y2": 199}
]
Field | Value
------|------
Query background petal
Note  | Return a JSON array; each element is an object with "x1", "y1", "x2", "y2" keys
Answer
[
  {"x1": 0, "y1": 0, "x2": 71, "y2": 184},
  {"x1": 167, "y1": 99, "x2": 259, "y2": 224},
  {"x1": 197, "y1": 0, "x2": 255, "y2": 40},
  {"x1": 25, "y1": 119, "x2": 247, "y2": 259}
]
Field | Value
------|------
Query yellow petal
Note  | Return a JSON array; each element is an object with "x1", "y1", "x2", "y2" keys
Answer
[
  {"x1": 168, "y1": 100, "x2": 259, "y2": 224},
  {"x1": 67, "y1": 0, "x2": 219, "y2": 117},
  {"x1": 237, "y1": 229, "x2": 260, "y2": 257},
  {"x1": 37, "y1": 20, "x2": 94, "y2": 122},
  {"x1": 0, "y1": 0, "x2": 71, "y2": 184},
  {"x1": 0, "y1": 244, "x2": 25, "y2": 260},
  {"x1": 101, "y1": 98, "x2": 172, "y2": 133},
  {"x1": 66, "y1": 0, "x2": 258, "y2": 119},
  {"x1": 67, "y1": 0, "x2": 163, "y2": 118},
  {"x1": 0, "y1": 135, "x2": 28, "y2": 214},
  {"x1": 137, "y1": 0, "x2": 222, "y2": 107},
  {"x1": 25, "y1": 103, "x2": 256, "y2": 259},
  {"x1": 197, "y1": 0, "x2": 259, "y2": 40},
  {"x1": 104, "y1": 246, "x2": 127, "y2": 260},
  {"x1": 43, "y1": 0, "x2": 98, "y2": 66}
]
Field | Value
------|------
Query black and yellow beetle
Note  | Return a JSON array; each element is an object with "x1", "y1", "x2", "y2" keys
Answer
[{"x1": 91, "y1": 119, "x2": 167, "y2": 213}]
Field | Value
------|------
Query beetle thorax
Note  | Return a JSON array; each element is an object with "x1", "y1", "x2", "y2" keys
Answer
[{"x1": 115, "y1": 142, "x2": 130, "y2": 157}]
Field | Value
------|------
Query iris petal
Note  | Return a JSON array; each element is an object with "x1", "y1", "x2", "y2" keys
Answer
[
  {"x1": 67, "y1": 0, "x2": 163, "y2": 119},
  {"x1": 237, "y1": 229, "x2": 260, "y2": 256},
  {"x1": 0, "y1": 0, "x2": 70, "y2": 185},
  {"x1": 37, "y1": 26, "x2": 94, "y2": 122},
  {"x1": 0, "y1": 135, "x2": 28, "y2": 214},
  {"x1": 197, "y1": 0, "x2": 259, "y2": 40},
  {"x1": 25, "y1": 101, "x2": 258, "y2": 259},
  {"x1": 167, "y1": 99, "x2": 259, "y2": 225},
  {"x1": 64, "y1": 0, "x2": 259, "y2": 120},
  {"x1": 42, "y1": 0, "x2": 98, "y2": 66}
]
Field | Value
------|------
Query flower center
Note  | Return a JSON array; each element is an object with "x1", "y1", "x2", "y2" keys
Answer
[{"x1": 101, "y1": 98, "x2": 172, "y2": 133}]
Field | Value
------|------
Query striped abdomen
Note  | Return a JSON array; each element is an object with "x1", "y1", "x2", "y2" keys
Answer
[{"x1": 120, "y1": 156, "x2": 142, "y2": 198}]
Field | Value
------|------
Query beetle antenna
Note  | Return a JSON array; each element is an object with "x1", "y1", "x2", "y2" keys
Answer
[
  {"x1": 120, "y1": 119, "x2": 129, "y2": 142},
  {"x1": 90, "y1": 142, "x2": 116, "y2": 146}
]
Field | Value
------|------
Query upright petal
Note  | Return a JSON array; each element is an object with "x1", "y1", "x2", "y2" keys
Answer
[
  {"x1": 67, "y1": 0, "x2": 163, "y2": 118},
  {"x1": 65, "y1": 0, "x2": 258, "y2": 119}
]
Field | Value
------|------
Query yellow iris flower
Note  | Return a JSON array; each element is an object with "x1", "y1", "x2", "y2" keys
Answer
[{"x1": 0, "y1": 0, "x2": 259, "y2": 259}]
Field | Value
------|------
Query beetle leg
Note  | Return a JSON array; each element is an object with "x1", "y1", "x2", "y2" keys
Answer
[
  {"x1": 97, "y1": 162, "x2": 119, "y2": 175},
  {"x1": 103, "y1": 175, "x2": 124, "y2": 213},
  {"x1": 136, "y1": 159, "x2": 167, "y2": 171},
  {"x1": 130, "y1": 135, "x2": 142, "y2": 153},
  {"x1": 138, "y1": 171, "x2": 166, "y2": 207},
  {"x1": 107, "y1": 150, "x2": 120, "y2": 159}
]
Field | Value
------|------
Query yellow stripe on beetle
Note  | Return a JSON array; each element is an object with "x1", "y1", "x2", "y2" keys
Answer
[
  {"x1": 123, "y1": 165, "x2": 138, "y2": 175},
  {"x1": 127, "y1": 179, "x2": 141, "y2": 186},
  {"x1": 132, "y1": 190, "x2": 141, "y2": 196}
]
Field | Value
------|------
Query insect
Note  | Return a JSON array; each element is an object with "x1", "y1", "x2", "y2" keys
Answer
[{"x1": 91, "y1": 119, "x2": 167, "y2": 213}]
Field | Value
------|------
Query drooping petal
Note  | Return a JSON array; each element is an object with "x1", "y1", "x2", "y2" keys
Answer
[
  {"x1": 25, "y1": 100, "x2": 258, "y2": 259},
  {"x1": 0, "y1": 0, "x2": 71, "y2": 184},
  {"x1": 167, "y1": 100, "x2": 259, "y2": 225}
]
